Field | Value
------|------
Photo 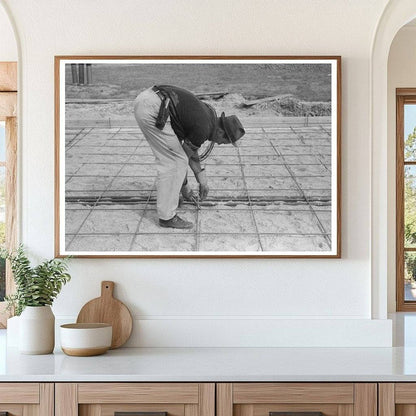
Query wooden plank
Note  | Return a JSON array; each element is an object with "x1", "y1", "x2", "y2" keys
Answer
[
  {"x1": 353, "y1": 384, "x2": 377, "y2": 416},
  {"x1": 217, "y1": 384, "x2": 233, "y2": 416},
  {"x1": 397, "y1": 94, "x2": 406, "y2": 311},
  {"x1": 39, "y1": 383, "x2": 54, "y2": 416},
  {"x1": 80, "y1": 404, "x2": 101, "y2": 416},
  {"x1": 395, "y1": 383, "x2": 416, "y2": 403},
  {"x1": 78, "y1": 383, "x2": 199, "y2": 404},
  {"x1": 199, "y1": 384, "x2": 215, "y2": 416},
  {"x1": 397, "y1": 405, "x2": 416, "y2": 416},
  {"x1": 397, "y1": 88, "x2": 416, "y2": 96},
  {"x1": 0, "y1": 92, "x2": 17, "y2": 120},
  {"x1": 379, "y1": 384, "x2": 395, "y2": 416},
  {"x1": 101, "y1": 403, "x2": 185, "y2": 416},
  {"x1": 252, "y1": 404, "x2": 339, "y2": 416},
  {"x1": 54, "y1": 56, "x2": 61, "y2": 257},
  {"x1": 0, "y1": 405, "x2": 23, "y2": 416},
  {"x1": 23, "y1": 404, "x2": 39, "y2": 416},
  {"x1": 0, "y1": 383, "x2": 39, "y2": 403},
  {"x1": 0, "y1": 62, "x2": 17, "y2": 92},
  {"x1": 337, "y1": 404, "x2": 353, "y2": 416},
  {"x1": 233, "y1": 383, "x2": 354, "y2": 404},
  {"x1": 5, "y1": 116, "x2": 17, "y2": 293},
  {"x1": 240, "y1": 405, "x2": 253, "y2": 416},
  {"x1": 185, "y1": 404, "x2": 198, "y2": 416},
  {"x1": 55, "y1": 383, "x2": 78, "y2": 416}
]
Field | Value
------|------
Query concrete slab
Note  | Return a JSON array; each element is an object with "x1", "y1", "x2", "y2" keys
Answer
[
  {"x1": 240, "y1": 155, "x2": 284, "y2": 164},
  {"x1": 66, "y1": 176, "x2": 113, "y2": 192},
  {"x1": 119, "y1": 164, "x2": 157, "y2": 176},
  {"x1": 198, "y1": 234, "x2": 261, "y2": 251},
  {"x1": 63, "y1": 118, "x2": 335, "y2": 253},
  {"x1": 245, "y1": 177, "x2": 298, "y2": 190},
  {"x1": 316, "y1": 211, "x2": 332, "y2": 233},
  {"x1": 131, "y1": 234, "x2": 196, "y2": 251},
  {"x1": 68, "y1": 146, "x2": 135, "y2": 155},
  {"x1": 109, "y1": 177, "x2": 155, "y2": 191},
  {"x1": 129, "y1": 155, "x2": 157, "y2": 163},
  {"x1": 78, "y1": 209, "x2": 143, "y2": 234},
  {"x1": 76, "y1": 163, "x2": 125, "y2": 176},
  {"x1": 248, "y1": 189, "x2": 302, "y2": 199},
  {"x1": 254, "y1": 210, "x2": 322, "y2": 234},
  {"x1": 243, "y1": 165, "x2": 290, "y2": 177},
  {"x1": 65, "y1": 209, "x2": 92, "y2": 234},
  {"x1": 67, "y1": 154, "x2": 131, "y2": 164},
  {"x1": 260, "y1": 234, "x2": 330, "y2": 251},
  {"x1": 296, "y1": 176, "x2": 331, "y2": 189},
  {"x1": 239, "y1": 146, "x2": 275, "y2": 156},
  {"x1": 199, "y1": 210, "x2": 255, "y2": 233},
  {"x1": 206, "y1": 165, "x2": 242, "y2": 176},
  {"x1": 289, "y1": 164, "x2": 330, "y2": 176},
  {"x1": 67, "y1": 234, "x2": 134, "y2": 251}
]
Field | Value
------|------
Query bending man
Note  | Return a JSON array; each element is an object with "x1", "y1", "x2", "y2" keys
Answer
[{"x1": 134, "y1": 85, "x2": 245, "y2": 229}]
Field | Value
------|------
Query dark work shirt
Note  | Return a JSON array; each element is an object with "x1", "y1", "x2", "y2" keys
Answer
[{"x1": 156, "y1": 85, "x2": 218, "y2": 148}]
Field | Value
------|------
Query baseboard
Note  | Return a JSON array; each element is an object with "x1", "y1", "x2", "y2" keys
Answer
[{"x1": 56, "y1": 317, "x2": 392, "y2": 347}]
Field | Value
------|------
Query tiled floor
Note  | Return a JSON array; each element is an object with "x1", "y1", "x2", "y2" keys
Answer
[{"x1": 64, "y1": 118, "x2": 333, "y2": 253}]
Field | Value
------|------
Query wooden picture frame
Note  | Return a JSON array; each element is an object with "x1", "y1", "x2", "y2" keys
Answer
[{"x1": 55, "y1": 56, "x2": 341, "y2": 258}]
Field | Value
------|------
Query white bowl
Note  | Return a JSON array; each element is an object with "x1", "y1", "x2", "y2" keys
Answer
[{"x1": 60, "y1": 323, "x2": 112, "y2": 356}]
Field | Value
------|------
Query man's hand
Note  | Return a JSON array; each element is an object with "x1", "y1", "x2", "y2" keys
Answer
[
  {"x1": 181, "y1": 183, "x2": 195, "y2": 201},
  {"x1": 196, "y1": 170, "x2": 209, "y2": 201}
]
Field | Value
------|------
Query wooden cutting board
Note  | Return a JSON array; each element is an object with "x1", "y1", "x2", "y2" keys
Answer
[{"x1": 76, "y1": 281, "x2": 133, "y2": 349}]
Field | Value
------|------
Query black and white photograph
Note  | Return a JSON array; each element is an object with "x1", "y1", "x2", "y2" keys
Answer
[{"x1": 55, "y1": 57, "x2": 341, "y2": 257}]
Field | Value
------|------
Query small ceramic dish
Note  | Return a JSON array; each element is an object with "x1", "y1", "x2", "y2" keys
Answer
[{"x1": 60, "y1": 323, "x2": 112, "y2": 356}]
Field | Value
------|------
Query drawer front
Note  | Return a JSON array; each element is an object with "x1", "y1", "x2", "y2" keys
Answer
[
  {"x1": 0, "y1": 383, "x2": 53, "y2": 416},
  {"x1": 218, "y1": 383, "x2": 376, "y2": 416},
  {"x1": 379, "y1": 383, "x2": 416, "y2": 416},
  {"x1": 56, "y1": 383, "x2": 215, "y2": 416}
]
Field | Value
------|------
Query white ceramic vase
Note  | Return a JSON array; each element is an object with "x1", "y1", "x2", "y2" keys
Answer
[{"x1": 19, "y1": 306, "x2": 55, "y2": 354}]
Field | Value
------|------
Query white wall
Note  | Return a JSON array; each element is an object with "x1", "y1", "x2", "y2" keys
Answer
[
  {"x1": 0, "y1": 0, "x2": 393, "y2": 346},
  {"x1": 0, "y1": 3, "x2": 17, "y2": 61},
  {"x1": 387, "y1": 25, "x2": 416, "y2": 312}
]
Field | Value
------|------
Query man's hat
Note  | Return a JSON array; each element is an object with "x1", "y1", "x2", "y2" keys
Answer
[{"x1": 220, "y1": 112, "x2": 245, "y2": 147}]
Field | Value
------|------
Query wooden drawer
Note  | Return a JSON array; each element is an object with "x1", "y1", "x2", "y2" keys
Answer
[
  {"x1": 217, "y1": 383, "x2": 377, "y2": 416},
  {"x1": 56, "y1": 383, "x2": 215, "y2": 416},
  {"x1": 0, "y1": 383, "x2": 53, "y2": 416},
  {"x1": 379, "y1": 383, "x2": 416, "y2": 416}
]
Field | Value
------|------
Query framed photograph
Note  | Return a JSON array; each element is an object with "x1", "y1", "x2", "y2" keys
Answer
[{"x1": 55, "y1": 56, "x2": 341, "y2": 258}]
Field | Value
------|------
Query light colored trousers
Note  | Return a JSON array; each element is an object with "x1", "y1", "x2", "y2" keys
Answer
[{"x1": 134, "y1": 88, "x2": 188, "y2": 220}]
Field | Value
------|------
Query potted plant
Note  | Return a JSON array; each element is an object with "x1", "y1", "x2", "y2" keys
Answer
[{"x1": 1, "y1": 245, "x2": 71, "y2": 354}]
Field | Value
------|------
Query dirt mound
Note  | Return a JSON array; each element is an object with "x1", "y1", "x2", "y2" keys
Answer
[
  {"x1": 204, "y1": 93, "x2": 330, "y2": 117},
  {"x1": 66, "y1": 83, "x2": 121, "y2": 99},
  {"x1": 65, "y1": 90, "x2": 331, "y2": 121}
]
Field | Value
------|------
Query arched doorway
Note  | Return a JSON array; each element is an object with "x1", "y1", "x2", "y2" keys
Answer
[
  {"x1": 0, "y1": 0, "x2": 18, "y2": 327},
  {"x1": 371, "y1": 0, "x2": 416, "y2": 319}
]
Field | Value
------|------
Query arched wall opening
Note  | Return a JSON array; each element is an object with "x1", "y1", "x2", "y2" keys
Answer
[
  {"x1": 387, "y1": 18, "x2": 416, "y2": 313},
  {"x1": 371, "y1": 0, "x2": 416, "y2": 319}
]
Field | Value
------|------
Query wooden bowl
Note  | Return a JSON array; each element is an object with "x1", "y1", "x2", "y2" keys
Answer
[{"x1": 60, "y1": 323, "x2": 112, "y2": 356}]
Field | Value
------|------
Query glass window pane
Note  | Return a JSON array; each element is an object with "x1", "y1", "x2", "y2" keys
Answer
[
  {"x1": 0, "y1": 122, "x2": 5, "y2": 301},
  {"x1": 405, "y1": 252, "x2": 416, "y2": 301},
  {"x1": 405, "y1": 104, "x2": 416, "y2": 161},
  {"x1": 0, "y1": 165, "x2": 4, "y2": 301},
  {"x1": 405, "y1": 165, "x2": 416, "y2": 247}
]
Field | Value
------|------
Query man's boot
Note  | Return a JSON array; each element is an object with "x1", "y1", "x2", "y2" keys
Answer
[{"x1": 159, "y1": 214, "x2": 193, "y2": 229}]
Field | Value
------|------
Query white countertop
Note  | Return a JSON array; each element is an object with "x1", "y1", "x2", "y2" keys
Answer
[{"x1": 2, "y1": 328, "x2": 416, "y2": 382}]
